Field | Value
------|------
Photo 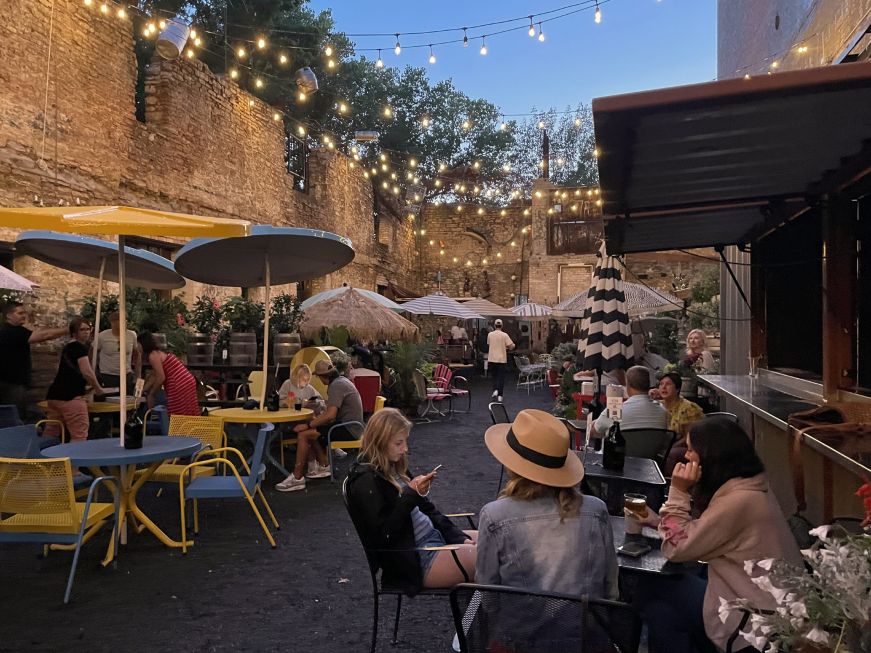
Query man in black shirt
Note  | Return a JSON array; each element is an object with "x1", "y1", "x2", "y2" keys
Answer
[{"x1": 0, "y1": 301, "x2": 68, "y2": 419}]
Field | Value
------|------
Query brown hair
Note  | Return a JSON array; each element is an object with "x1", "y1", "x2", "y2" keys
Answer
[
  {"x1": 500, "y1": 472, "x2": 581, "y2": 522},
  {"x1": 360, "y1": 408, "x2": 413, "y2": 491},
  {"x1": 68, "y1": 316, "x2": 90, "y2": 337},
  {"x1": 1, "y1": 301, "x2": 23, "y2": 318}
]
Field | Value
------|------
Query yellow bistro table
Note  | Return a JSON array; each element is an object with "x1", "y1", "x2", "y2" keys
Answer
[
  {"x1": 37, "y1": 399, "x2": 139, "y2": 440},
  {"x1": 211, "y1": 407, "x2": 313, "y2": 477}
]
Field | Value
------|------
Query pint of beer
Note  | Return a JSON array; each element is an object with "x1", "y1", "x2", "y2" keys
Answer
[{"x1": 624, "y1": 493, "x2": 648, "y2": 535}]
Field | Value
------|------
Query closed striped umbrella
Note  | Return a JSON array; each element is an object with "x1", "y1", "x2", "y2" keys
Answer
[
  {"x1": 511, "y1": 302, "x2": 552, "y2": 318},
  {"x1": 578, "y1": 242, "x2": 634, "y2": 372},
  {"x1": 400, "y1": 292, "x2": 484, "y2": 320}
]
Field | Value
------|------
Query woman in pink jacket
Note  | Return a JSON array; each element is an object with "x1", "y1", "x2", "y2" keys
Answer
[{"x1": 629, "y1": 417, "x2": 802, "y2": 653}]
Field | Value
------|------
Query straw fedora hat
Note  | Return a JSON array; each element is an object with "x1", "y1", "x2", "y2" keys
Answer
[{"x1": 484, "y1": 409, "x2": 584, "y2": 487}]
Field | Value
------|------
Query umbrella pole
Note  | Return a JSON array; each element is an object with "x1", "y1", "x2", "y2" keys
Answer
[
  {"x1": 260, "y1": 255, "x2": 270, "y2": 410},
  {"x1": 91, "y1": 258, "x2": 106, "y2": 370},
  {"x1": 118, "y1": 238, "x2": 127, "y2": 445}
]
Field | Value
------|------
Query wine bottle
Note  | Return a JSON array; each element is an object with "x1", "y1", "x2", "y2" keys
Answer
[{"x1": 602, "y1": 420, "x2": 626, "y2": 471}]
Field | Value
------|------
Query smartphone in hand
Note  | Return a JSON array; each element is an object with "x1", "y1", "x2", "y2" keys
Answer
[{"x1": 429, "y1": 464, "x2": 443, "y2": 475}]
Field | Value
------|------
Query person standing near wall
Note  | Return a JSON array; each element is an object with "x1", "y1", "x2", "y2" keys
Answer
[
  {"x1": 487, "y1": 319, "x2": 515, "y2": 403},
  {"x1": 96, "y1": 311, "x2": 141, "y2": 390},
  {"x1": 0, "y1": 301, "x2": 68, "y2": 419}
]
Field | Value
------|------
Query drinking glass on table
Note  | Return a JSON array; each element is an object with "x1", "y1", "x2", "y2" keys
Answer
[{"x1": 623, "y1": 493, "x2": 649, "y2": 535}]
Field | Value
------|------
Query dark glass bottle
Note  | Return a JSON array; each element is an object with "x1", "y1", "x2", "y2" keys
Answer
[
  {"x1": 124, "y1": 406, "x2": 145, "y2": 449},
  {"x1": 602, "y1": 420, "x2": 626, "y2": 471},
  {"x1": 266, "y1": 390, "x2": 280, "y2": 412}
]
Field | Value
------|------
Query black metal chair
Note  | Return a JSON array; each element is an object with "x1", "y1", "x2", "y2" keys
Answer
[
  {"x1": 620, "y1": 428, "x2": 677, "y2": 472},
  {"x1": 341, "y1": 477, "x2": 470, "y2": 653},
  {"x1": 450, "y1": 583, "x2": 642, "y2": 653},
  {"x1": 488, "y1": 402, "x2": 511, "y2": 495},
  {"x1": 705, "y1": 412, "x2": 739, "y2": 423}
]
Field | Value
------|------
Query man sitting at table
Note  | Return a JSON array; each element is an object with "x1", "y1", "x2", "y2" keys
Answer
[
  {"x1": 590, "y1": 365, "x2": 667, "y2": 437},
  {"x1": 275, "y1": 359, "x2": 364, "y2": 493},
  {"x1": 450, "y1": 320, "x2": 468, "y2": 342}
]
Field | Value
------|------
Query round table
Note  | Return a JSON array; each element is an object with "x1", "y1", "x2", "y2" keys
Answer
[
  {"x1": 211, "y1": 407, "x2": 313, "y2": 477},
  {"x1": 37, "y1": 399, "x2": 138, "y2": 414},
  {"x1": 43, "y1": 436, "x2": 201, "y2": 565}
]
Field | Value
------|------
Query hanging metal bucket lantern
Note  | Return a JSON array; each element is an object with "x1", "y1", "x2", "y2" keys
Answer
[
  {"x1": 294, "y1": 67, "x2": 319, "y2": 95},
  {"x1": 155, "y1": 20, "x2": 191, "y2": 60}
]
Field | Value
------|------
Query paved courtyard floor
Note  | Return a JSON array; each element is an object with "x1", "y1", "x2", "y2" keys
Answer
[{"x1": 0, "y1": 374, "x2": 554, "y2": 652}]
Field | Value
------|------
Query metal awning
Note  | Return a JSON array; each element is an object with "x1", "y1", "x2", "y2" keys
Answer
[{"x1": 593, "y1": 63, "x2": 871, "y2": 253}]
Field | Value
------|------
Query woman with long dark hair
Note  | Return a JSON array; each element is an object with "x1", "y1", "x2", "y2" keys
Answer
[
  {"x1": 138, "y1": 331, "x2": 199, "y2": 417},
  {"x1": 629, "y1": 417, "x2": 802, "y2": 653}
]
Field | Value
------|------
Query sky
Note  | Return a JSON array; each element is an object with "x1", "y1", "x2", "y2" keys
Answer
[{"x1": 306, "y1": 0, "x2": 717, "y2": 115}]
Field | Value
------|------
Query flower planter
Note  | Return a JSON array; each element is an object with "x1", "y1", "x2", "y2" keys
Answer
[{"x1": 228, "y1": 331, "x2": 257, "y2": 366}]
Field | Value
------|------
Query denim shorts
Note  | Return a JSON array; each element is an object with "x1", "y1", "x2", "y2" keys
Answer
[{"x1": 417, "y1": 528, "x2": 446, "y2": 578}]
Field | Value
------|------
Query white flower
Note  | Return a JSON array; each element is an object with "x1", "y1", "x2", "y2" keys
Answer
[
  {"x1": 718, "y1": 597, "x2": 732, "y2": 624},
  {"x1": 751, "y1": 575, "x2": 775, "y2": 593},
  {"x1": 770, "y1": 586, "x2": 790, "y2": 603},
  {"x1": 744, "y1": 560, "x2": 755, "y2": 575},
  {"x1": 764, "y1": 642, "x2": 779, "y2": 653},
  {"x1": 808, "y1": 525, "x2": 832, "y2": 542},
  {"x1": 757, "y1": 558, "x2": 774, "y2": 571},
  {"x1": 805, "y1": 628, "x2": 829, "y2": 645}
]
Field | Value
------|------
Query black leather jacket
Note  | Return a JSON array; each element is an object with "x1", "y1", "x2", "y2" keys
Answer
[{"x1": 345, "y1": 459, "x2": 469, "y2": 596}]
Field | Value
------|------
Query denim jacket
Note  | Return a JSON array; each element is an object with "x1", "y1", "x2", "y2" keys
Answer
[{"x1": 476, "y1": 494, "x2": 618, "y2": 600}]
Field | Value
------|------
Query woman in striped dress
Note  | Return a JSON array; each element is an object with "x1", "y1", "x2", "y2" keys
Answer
[{"x1": 138, "y1": 331, "x2": 200, "y2": 416}]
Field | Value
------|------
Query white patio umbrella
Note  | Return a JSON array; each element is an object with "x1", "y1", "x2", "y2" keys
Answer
[
  {"x1": 300, "y1": 284, "x2": 403, "y2": 312},
  {"x1": 511, "y1": 302, "x2": 552, "y2": 319},
  {"x1": 459, "y1": 297, "x2": 515, "y2": 318},
  {"x1": 0, "y1": 264, "x2": 38, "y2": 293},
  {"x1": 174, "y1": 226, "x2": 355, "y2": 409},
  {"x1": 555, "y1": 282, "x2": 682, "y2": 318},
  {"x1": 400, "y1": 292, "x2": 484, "y2": 320}
]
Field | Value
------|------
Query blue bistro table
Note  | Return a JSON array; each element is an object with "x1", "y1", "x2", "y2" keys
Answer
[{"x1": 43, "y1": 436, "x2": 201, "y2": 565}]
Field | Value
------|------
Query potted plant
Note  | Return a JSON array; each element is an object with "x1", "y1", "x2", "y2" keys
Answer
[
  {"x1": 385, "y1": 340, "x2": 437, "y2": 416},
  {"x1": 188, "y1": 296, "x2": 223, "y2": 365},
  {"x1": 221, "y1": 296, "x2": 264, "y2": 366},
  {"x1": 720, "y1": 487, "x2": 871, "y2": 653},
  {"x1": 270, "y1": 293, "x2": 304, "y2": 367}
]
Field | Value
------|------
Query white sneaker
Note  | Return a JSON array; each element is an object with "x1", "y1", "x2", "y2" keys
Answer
[
  {"x1": 491, "y1": 390, "x2": 498, "y2": 399},
  {"x1": 275, "y1": 475, "x2": 306, "y2": 492},
  {"x1": 497, "y1": 395, "x2": 503, "y2": 403},
  {"x1": 306, "y1": 463, "x2": 332, "y2": 479},
  {"x1": 452, "y1": 632, "x2": 461, "y2": 652},
  {"x1": 333, "y1": 447, "x2": 348, "y2": 459}
]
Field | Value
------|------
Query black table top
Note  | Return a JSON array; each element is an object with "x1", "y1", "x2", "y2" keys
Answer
[
  {"x1": 610, "y1": 516, "x2": 699, "y2": 576},
  {"x1": 580, "y1": 452, "x2": 665, "y2": 486}
]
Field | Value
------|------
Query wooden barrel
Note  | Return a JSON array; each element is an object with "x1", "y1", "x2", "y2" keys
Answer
[
  {"x1": 229, "y1": 331, "x2": 257, "y2": 366},
  {"x1": 273, "y1": 332, "x2": 301, "y2": 367},
  {"x1": 187, "y1": 332, "x2": 215, "y2": 366},
  {"x1": 152, "y1": 332, "x2": 168, "y2": 351}
]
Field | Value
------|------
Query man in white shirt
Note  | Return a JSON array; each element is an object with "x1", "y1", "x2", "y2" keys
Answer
[
  {"x1": 486, "y1": 319, "x2": 514, "y2": 403},
  {"x1": 450, "y1": 321, "x2": 468, "y2": 342},
  {"x1": 96, "y1": 311, "x2": 142, "y2": 389},
  {"x1": 590, "y1": 365, "x2": 667, "y2": 437}
]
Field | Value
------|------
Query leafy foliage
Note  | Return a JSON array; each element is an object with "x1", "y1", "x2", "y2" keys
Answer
[
  {"x1": 190, "y1": 295, "x2": 224, "y2": 334},
  {"x1": 221, "y1": 296, "x2": 264, "y2": 332},
  {"x1": 270, "y1": 292, "x2": 305, "y2": 333},
  {"x1": 385, "y1": 340, "x2": 437, "y2": 408}
]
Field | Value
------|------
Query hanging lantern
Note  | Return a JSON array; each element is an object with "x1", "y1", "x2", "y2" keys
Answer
[
  {"x1": 294, "y1": 67, "x2": 319, "y2": 95},
  {"x1": 155, "y1": 19, "x2": 191, "y2": 60}
]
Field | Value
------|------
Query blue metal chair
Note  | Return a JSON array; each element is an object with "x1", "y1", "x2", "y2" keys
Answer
[
  {"x1": 0, "y1": 404, "x2": 23, "y2": 428},
  {"x1": 0, "y1": 424, "x2": 92, "y2": 493},
  {"x1": 177, "y1": 424, "x2": 279, "y2": 552},
  {"x1": 0, "y1": 456, "x2": 120, "y2": 604},
  {"x1": 327, "y1": 420, "x2": 365, "y2": 481}
]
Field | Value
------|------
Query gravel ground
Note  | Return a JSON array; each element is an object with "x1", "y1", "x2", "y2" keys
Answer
[{"x1": 0, "y1": 375, "x2": 555, "y2": 653}]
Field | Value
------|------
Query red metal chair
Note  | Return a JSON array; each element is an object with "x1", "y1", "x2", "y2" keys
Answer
[
  {"x1": 547, "y1": 368, "x2": 561, "y2": 399},
  {"x1": 434, "y1": 363, "x2": 471, "y2": 413}
]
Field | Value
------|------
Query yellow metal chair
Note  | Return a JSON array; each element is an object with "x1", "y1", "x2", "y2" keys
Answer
[
  {"x1": 235, "y1": 370, "x2": 265, "y2": 401},
  {"x1": 0, "y1": 457, "x2": 120, "y2": 603},
  {"x1": 145, "y1": 415, "x2": 227, "y2": 486},
  {"x1": 374, "y1": 396, "x2": 386, "y2": 412}
]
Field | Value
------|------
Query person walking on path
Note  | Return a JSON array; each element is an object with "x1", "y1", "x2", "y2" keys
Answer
[
  {"x1": 0, "y1": 300, "x2": 67, "y2": 419},
  {"x1": 138, "y1": 331, "x2": 199, "y2": 417},
  {"x1": 486, "y1": 319, "x2": 514, "y2": 403},
  {"x1": 96, "y1": 311, "x2": 142, "y2": 390},
  {"x1": 44, "y1": 317, "x2": 106, "y2": 442}
]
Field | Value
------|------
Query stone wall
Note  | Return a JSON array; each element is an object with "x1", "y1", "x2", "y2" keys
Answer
[
  {"x1": 0, "y1": 0, "x2": 415, "y2": 396},
  {"x1": 717, "y1": 0, "x2": 871, "y2": 78}
]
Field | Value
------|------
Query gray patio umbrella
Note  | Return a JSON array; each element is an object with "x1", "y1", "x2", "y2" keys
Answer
[
  {"x1": 16, "y1": 230, "x2": 185, "y2": 368},
  {"x1": 577, "y1": 241, "x2": 634, "y2": 375},
  {"x1": 555, "y1": 282, "x2": 683, "y2": 318},
  {"x1": 174, "y1": 225, "x2": 355, "y2": 409}
]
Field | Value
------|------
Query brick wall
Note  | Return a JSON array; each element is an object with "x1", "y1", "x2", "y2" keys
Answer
[
  {"x1": 717, "y1": 0, "x2": 871, "y2": 78},
  {"x1": 0, "y1": 0, "x2": 416, "y2": 394}
]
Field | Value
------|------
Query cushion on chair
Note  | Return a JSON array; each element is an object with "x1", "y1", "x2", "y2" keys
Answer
[{"x1": 0, "y1": 502, "x2": 115, "y2": 534}]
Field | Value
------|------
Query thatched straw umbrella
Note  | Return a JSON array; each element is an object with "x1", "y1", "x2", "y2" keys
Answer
[{"x1": 300, "y1": 288, "x2": 419, "y2": 342}]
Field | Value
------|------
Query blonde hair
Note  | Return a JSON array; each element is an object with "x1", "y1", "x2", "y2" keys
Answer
[
  {"x1": 500, "y1": 472, "x2": 581, "y2": 522},
  {"x1": 290, "y1": 363, "x2": 312, "y2": 387},
  {"x1": 360, "y1": 408, "x2": 413, "y2": 490},
  {"x1": 686, "y1": 329, "x2": 708, "y2": 353}
]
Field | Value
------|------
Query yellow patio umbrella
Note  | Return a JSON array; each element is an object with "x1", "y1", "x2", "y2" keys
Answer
[{"x1": 0, "y1": 205, "x2": 250, "y2": 443}]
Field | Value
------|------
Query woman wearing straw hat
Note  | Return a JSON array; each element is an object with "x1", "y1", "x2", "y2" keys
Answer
[
  {"x1": 478, "y1": 409, "x2": 618, "y2": 599},
  {"x1": 346, "y1": 408, "x2": 476, "y2": 596}
]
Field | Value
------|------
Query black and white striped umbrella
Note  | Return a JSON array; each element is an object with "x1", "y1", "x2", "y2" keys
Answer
[{"x1": 577, "y1": 241, "x2": 634, "y2": 372}]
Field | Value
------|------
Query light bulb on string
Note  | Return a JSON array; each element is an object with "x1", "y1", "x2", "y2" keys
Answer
[
  {"x1": 327, "y1": 59, "x2": 336, "y2": 69},
  {"x1": 83, "y1": 0, "x2": 92, "y2": 6},
  {"x1": 375, "y1": 50, "x2": 384, "y2": 68},
  {"x1": 324, "y1": 45, "x2": 333, "y2": 56},
  {"x1": 479, "y1": 37, "x2": 488, "y2": 56},
  {"x1": 500, "y1": 116, "x2": 507, "y2": 131},
  {"x1": 254, "y1": 78, "x2": 264, "y2": 89},
  {"x1": 421, "y1": 116, "x2": 431, "y2": 128},
  {"x1": 116, "y1": 6, "x2": 126, "y2": 18},
  {"x1": 158, "y1": 19, "x2": 166, "y2": 29},
  {"x1": 337, "y1": 102, "x2": 348, "y2": 114},
  {"x1": 383, "y1": 106, "x2": 393, "y2": 118},
  {"x1": 298, "y1": 91, "x2": 307, "y2": 101},
  {"x1": 594, "y1": 2, "x2": 602, "y2": 23},
  {"x1": 297, "y1": 125, "x2": 306, "y2": 136},
  {"x1": 574, "y1": 117, "x2": 582, "y2": 127},
  {"x1": 257, "y1": 37, "x2": 266, "y2": 49},
  {"x1": 462, "y1": 119, "x2": 471, "y2": 130},
  {"x1": 229, "y1": 68, "x2": 239, "y2": 79},
  {"x1": 428, "y1": 45, "x2": 436, "y2": 65},
  {"x1": 279, "y1": 53, "x2": 288, "y2": 64},
  {"x1": 237, "y1": 47, "x2": 246, "y2": 59},
  {"x1": 538, "y1": 24, "x2": 545, "y2": 42},
  {"x1": 528, "y1": 16, "x2": 535, "y2": 37},
  {"x1": 538, "y1": 120, "x2": 545, "y2": 129},
  {"x1": 462, "y1": 28, "x2": 469, "y2": 48},
  {"x1": 394, "y1": 34, "x2": 401, "y2": 56}
]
